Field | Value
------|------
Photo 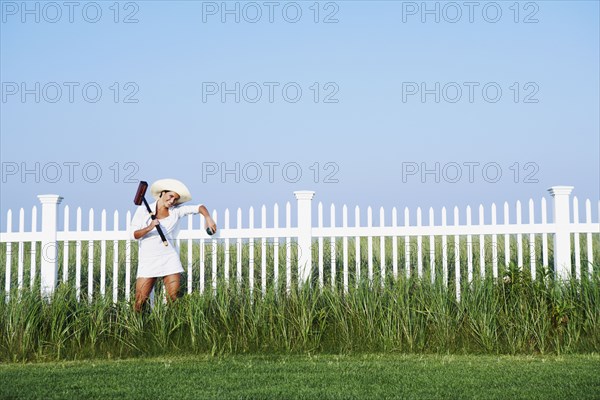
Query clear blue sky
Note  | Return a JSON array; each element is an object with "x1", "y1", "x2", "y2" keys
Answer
[{"x1": 1, "y1": 1, "x2": 599, "y2": 229}]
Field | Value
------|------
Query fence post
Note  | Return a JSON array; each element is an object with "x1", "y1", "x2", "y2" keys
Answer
[
  {"x1": 38, "y1": 194, "x2": 63, "y2": 298},
  {"x1": 294, "y1": 191, "x2": 315, "y2": 287},
  {"x1": 547, "y1": 186, "x2": 573, "y2": 280}
]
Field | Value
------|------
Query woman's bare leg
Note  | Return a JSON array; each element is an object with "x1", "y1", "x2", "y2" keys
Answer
[
  {"x1": 135, "y1": 277, "x2": 157, "y2": 312},
  {"x1": 163, "y1": 273, "x2": 181, "y2": 303}
]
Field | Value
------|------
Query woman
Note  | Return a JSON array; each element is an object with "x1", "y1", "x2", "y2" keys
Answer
[{"x1": 130, "y1": 178, "x2": 217, "y2": 312}]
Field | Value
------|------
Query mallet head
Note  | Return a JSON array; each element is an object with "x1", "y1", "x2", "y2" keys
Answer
[{"x1": 134, "y1": 181, "x2": 149, "y2": 205}]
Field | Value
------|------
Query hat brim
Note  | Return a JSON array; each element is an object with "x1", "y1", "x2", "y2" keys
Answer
[{"x1": 150, "y1": 179, "x2": 192, "y2": 205}]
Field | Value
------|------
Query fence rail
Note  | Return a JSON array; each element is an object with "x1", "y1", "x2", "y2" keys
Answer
[{"x1": 1, "y1": 186, "x2": 599, "y2": 302}]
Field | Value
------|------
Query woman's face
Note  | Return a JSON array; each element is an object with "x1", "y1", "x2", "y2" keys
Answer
[{"x1": 160, "y1": 191, "x2": 180, "y2": 208}]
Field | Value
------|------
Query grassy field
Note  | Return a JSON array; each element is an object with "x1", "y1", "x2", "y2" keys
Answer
[{"x1": 1, "y1": 354, "x2": 599, "y2": 399}]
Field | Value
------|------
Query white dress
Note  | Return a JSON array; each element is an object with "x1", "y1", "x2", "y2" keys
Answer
[{"x1": 130, "y1": 201, "x2": 203, "y2": 278}]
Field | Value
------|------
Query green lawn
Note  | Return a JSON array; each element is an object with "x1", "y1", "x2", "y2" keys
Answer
[{"x1": 1, "y1": 354, "x2": 599, "y2": 399}]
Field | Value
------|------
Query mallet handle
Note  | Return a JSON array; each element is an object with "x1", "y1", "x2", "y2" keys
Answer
[{"x1": 142, "y1": 198, "x2": 169, "y2": 246}]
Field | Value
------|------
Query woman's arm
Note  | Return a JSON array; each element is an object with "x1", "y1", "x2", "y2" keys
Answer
[
  {"x1": 172, "y1": 204, "x2": 217, "y2": 233},
  {"x1": 198, "y1": 205, "x2": 217, "y2": 233}
]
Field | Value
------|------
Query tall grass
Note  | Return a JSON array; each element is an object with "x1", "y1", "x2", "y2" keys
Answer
[{"x1": 1, "y1": 267, "x2": 599, "y2": 362}]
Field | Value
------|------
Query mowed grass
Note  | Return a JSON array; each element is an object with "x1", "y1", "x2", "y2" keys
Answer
[{"x1": 1, "y1": 354, "x2": 599, "y2": 399}]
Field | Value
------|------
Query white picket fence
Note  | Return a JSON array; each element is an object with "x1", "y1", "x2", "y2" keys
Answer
[{"x1": 0, "y1": 186, "x2": 599, "y2": 302}]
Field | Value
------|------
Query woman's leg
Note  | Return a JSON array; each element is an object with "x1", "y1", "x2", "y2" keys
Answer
[
  {"x1": 163, "y1": 273, "x2": 181, "y2": 303},
  {"x1": 135, "y1": 277, "x2": 157, "y2": 312}
]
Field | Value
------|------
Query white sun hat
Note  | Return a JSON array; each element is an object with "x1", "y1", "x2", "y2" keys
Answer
[{"x1": 150, "y1": 178, "x2": 192, "y2": 205}]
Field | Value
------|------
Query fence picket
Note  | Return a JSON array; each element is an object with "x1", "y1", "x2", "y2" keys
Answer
[
  {"x1": 63, "y1": 206, "x2": 69, "y2": 284},
  {"x1": 18, "y1": 208, "x2": 24, "y2": 291},
  {"x1": 331, "y1": 203, "x2": 336, "y2": 290},
  {"x1": 367, "y1": 206, "x2": 373, "y2": 284},
  {"x1": 88, "y1": 209, "x2": 94, "y2": 302},
  {"x1": 285, "y1": 202, "x2": 291, "y2": 294},
  {"x1": 5, "y1": 210, "x2": 12, "y2": 299},
  {"x1": 224, "y1": 208, "x2": 230, "y2": 289},
  {"x1": 31, "y1": 206, "x2": 37, "y2": 289},
  {"x1": 261, "y1": 206, "x2": 267, "y2": 296},
  {"x1": 529, "y1": 199, "x2": 536, "y2": 278},
  {"x1": 380, "y1": 207, "x2": 386, "y2": 286},
  {"x1": 585, "y1": 199, "x2": 593, "y2": 277},
  {"x1": 125, "y1": 211, "x2": 132, "y2": 301},
  {"x1": 573, "y1": 197, "x2": 581, "y2": 280},
  {"x1": 318, "y1": 202, "x2": 324, "y2": 289},
  {"x1": 212, "y1": 210, "x2": 218, "y2": 296},
  {"x1": 200, "y1": 212, "x2": 207, "y2": 294},
  {"x1": 273, "y1": 204, "x2": 279, "y2": 292},
  {"x1": 187, "y1": 214, "x2": 193, "y2": 294},
  {"x1": 100, "y1": 209, "x2": 107, "y2": 297},
  {"x1": 236, "y1": 208, "x2": 242, "y2": 290},
  {"x1": 479, "y1": 205, "x2": 485, "y2": 279},
  {"x1": 466, "y1": 206, "x2": 472, "y2": 283},
  {"x1": 76, "y1": 208, "x2": 82, "y2": 300},
  {"x1": 516, "y1": 201, "x2": 523, "y2": 269},
  {"x1": 417, "y1": 207, "x2": 422, "y2": 279},
  {"x1": 504, "y1": 202, "x2": 510, "y2": 269},
  {"x1": 441, "y1": 207, "x2": 448, "y2": 286},
  {"x1": 454, "y1": 207, "x2": 460, "y2": 300},
  {"x1": 355, "y1": 206, "x2": 361, "y2": 287},
  {"x1": 113, "y1": 210, "x2": 119, "y2": 303},
  {"x1": 393, "y1": 208, "x2": 399, "y2": 281},
  {"x1": 429, "y1": 207, "x2": 435, "y2": 284},
  {"x1": 491, "y1": 203, "x2": 498, "y2": 279},
  {"x1": 541, "y1": 198, "x2": 548, "y2": 269},
  {"x1": 404, "y1": 207, "x2": 410, "y2": 279},
  {"x1": 249, "y1": 207, "x2": 255, "y2": 297},
  {"x1": 343, "y1": 205, "x2": 349, "y2": 293}
]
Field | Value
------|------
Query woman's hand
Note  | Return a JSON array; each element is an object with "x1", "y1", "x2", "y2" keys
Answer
[
  {"x1": 205, "y1": 216, "x2": 217, "y2": 234},
  {"x1": 133, "y1": 219, "x2": 160, "y2": 240}
]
